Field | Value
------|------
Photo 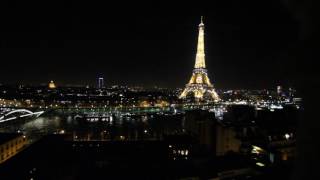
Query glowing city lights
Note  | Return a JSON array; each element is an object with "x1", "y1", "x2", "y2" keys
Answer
[{"x1": 179, "y1": 17, "x2": 219, "y2": 101}]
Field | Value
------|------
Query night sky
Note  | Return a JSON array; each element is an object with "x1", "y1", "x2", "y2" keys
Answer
[{"x1": 0, "y1": 1, "x2": 311, "y2": 89}]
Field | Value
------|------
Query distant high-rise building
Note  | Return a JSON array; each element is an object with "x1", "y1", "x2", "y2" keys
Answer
[
  {"x1": 277, "y1": 85, "x2": 282, "y2": 95},
  {"x1": 179, "y1": 17, "x2": 219, "y2": 101},
  {"x1": 98, "y1": 77, "x2": 104, "y2": 89}
]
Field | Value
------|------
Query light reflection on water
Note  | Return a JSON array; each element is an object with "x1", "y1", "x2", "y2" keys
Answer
[
  {"x1": 0, "y1": 113, "x2": 185, "y2": 143},
  {"x1": 0, "y1": 116, "x2": 63, "y2": 143}
]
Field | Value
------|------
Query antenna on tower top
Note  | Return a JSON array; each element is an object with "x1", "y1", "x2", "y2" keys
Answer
[{"x1": 201, "y1": 16, "x2": 204, "y2": 24}]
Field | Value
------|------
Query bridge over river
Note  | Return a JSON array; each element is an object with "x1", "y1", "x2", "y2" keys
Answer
[{"x1": 0, "y1": 102, "x2": 225, "y2": 124}]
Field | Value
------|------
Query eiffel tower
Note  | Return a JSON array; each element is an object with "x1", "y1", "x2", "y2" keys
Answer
[{"x1": 179, "y1": 17, "x2": 220, "y2": 101}]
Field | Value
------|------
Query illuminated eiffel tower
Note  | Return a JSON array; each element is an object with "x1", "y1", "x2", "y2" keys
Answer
[{"x1": 179, "y1": 17, "x2": 220, "y2": 101}]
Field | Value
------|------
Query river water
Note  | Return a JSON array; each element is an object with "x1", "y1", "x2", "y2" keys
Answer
[{"x1": 0, "y1": 112, "x2": 185, "y2": 143}]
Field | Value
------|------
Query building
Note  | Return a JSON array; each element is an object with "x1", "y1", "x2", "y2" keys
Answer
[
  {"x1": 164, "y1": 134, "x2": 193, "y2": 161},
  {"x1": 180, "y1": 17, "x2": 219, "y2": 101},
  {"x1": 48, "y1": 80, "x2": 56, "y2": 89},
  {"x1": 184, "y1": 110, "x2": 241, "y2": 156},
  {"x1": 0, "y1": 133, "x2": 27, "y2": 164},
  {"x1": 277, "y1": 85, "x2": 282, "y2": 95},
  {"x1": 184, "y1": 110, "x2": 216, "y2": 149},
  {"x1": 98, "y1": 77, "x2": 104, "y2": 89},
  {"x1": 215, "y1": 123, "x2": 242, "y2": 156}
]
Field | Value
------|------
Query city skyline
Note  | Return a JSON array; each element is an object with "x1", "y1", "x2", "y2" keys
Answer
[
  {"x1": 1, "y1": 1, "x2": 316, "y2": 179},
  {"x1": 0, "y1": 2, "x2": 303, "y2": 89}
]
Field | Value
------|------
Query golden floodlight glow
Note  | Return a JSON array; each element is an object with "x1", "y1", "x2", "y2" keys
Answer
[
  {"x1": 194, "y1": 20, "x2": 206, "y2": 69},
  {"x1": 179, "y1": 17, "x2": 219, "y2": 101},
  {"x1": 48, "y1": 80, "x2": 56, "y2": 89},
  {"x1": 155, "y1": 100, "x2": 169, "y2": 107},
  {"x1": 140, "y1": 100, "x2": 150, "y2": 107}
]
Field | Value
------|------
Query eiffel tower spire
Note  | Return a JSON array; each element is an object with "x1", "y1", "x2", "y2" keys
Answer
[
  {"x1": 195, "y1": 16, "x2": 206, "y2": 68},
  {"x1": 179, "y1": 17, "x2": 220, "y2": 101}
]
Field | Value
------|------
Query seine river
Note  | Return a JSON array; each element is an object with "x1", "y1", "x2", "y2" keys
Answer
[{"x1": 0, "y1": 112, "x2": 185, "y2": 143}]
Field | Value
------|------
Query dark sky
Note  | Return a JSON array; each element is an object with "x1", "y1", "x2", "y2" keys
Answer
[{"x1": 0, "y1": 1, "x2": 305, "y2": 89}]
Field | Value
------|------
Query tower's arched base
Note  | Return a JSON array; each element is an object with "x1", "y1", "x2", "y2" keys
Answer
[{"x1": 179, "y1": 84, "x2": 220, "y2": 102}]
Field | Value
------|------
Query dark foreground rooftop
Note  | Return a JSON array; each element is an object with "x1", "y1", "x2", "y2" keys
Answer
[
  {"x1": 0, "y1": 134, "x2": 293, "y2": 180},
  {"x1": 0, "y1": 133, "x2": 22, "y2": 144}
]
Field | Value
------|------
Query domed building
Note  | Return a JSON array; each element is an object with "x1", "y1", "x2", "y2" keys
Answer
[{"x1": 48, "y1": 80, "x2": 56, "y2": 89}]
